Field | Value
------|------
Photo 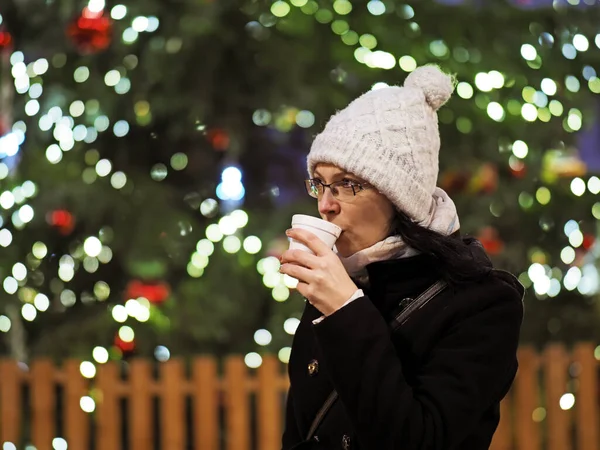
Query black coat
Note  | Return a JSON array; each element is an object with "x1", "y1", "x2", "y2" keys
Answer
[{"x1": 282, "y1": 239, "x2": 524, "y2": 450}]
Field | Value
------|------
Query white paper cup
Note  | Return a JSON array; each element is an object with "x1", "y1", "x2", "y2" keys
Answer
[{"x1": 289, "y1": 214, "x2": 342, "y2": 254}]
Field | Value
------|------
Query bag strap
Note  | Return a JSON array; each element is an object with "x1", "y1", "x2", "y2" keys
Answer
[
  {"x1": 305, "y1": 390, "x2": 339, "y2": 440},
  {"x1": 389, "y1": 279, "x2": 448, "y2": 332},
  {"x1": 304, "y1": 279, "x2": 448, "y2": 441}
]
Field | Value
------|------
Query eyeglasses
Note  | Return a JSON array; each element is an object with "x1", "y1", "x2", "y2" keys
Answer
[{"x1": 304, "y1": 178, "x2": 372, "y2": 203}]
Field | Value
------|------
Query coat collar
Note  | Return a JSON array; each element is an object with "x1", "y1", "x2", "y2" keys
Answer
[
  {"x1": 357, "y1": 237, "x2": 494, "y2": 317},
  {"x1": 358, "y1": 253, "x2": 443, "y2": 317}
]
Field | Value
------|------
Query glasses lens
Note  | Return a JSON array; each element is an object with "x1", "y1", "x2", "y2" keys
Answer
[
  {"x1": 306, "y1": 180, "x2": 320, "y2": 198},
  {"x1": 333, "y1": 181, "x2": 356, "y2": 202},
  {"x1": 305, "y1": 180, "x2": 363, "y2": 202}
]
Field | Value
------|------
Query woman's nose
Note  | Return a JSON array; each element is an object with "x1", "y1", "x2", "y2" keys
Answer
[{"x1": 318, "y1": 189, "x2": 340, "y2": 216}]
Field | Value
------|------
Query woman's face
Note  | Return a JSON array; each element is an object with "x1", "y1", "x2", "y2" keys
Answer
[{"x1": 312, "y1": 163, "x2": 396, "y2": 257}]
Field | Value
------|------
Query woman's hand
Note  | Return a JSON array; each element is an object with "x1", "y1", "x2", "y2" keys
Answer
[{"x1": 280, "y1": 228, "x2": 358, "y2": 316}]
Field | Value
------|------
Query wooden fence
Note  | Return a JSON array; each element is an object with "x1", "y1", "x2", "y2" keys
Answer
[{"x1": 0, "y1": 343, "x2": 598, "y2": 450}]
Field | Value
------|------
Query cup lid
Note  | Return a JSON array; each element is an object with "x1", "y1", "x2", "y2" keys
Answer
[{"x1": 291, "y1": 214, "x2": 342, "y2": 236}]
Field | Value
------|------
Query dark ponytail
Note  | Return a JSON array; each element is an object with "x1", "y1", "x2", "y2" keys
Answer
[{"x1": 389, "y1": 210, "x2": 490, "y2": 285}]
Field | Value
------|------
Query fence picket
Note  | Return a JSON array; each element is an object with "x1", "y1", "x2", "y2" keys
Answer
[
  {"x1": 161, "y1": 359, "x2": 185, "y2": 450},
  {"x1": 573, "y1": 343, "x2": 599, "y2": 450},
  {"x1": 64, "y1": 360, "x2": 89, "y2": 449},
  {"x1": 545, "y1": 344, "x2": 571, "y2": 450},
  {"x1": 96, "y1": 362, "x2": 121, "y2": 450},
  {"x1": 225, "y1": 356, "x2": 250, "y2": 450},
  {"x1": 30, "y1": 359, "x2": 55, "y2": 450},
  {"x1": 514, "y1": 346, "x2": 541, "y2": 450},
  {"x1": 129, "y1": 359, "x2": 153, "y2": 449},
  {"x1": 0, "y1": 360, "x2": 21, "y2": 445},
  {"x1": 193, "y1": 357, "x2": 219, "y2": 450},
  {"x1": 258, "y1": 355, "x2": 281, "y2": 450}
]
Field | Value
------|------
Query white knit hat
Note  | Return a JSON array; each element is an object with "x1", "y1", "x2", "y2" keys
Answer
[{"x1": 307, "y1": 65, "x2": 455, "y2": 225}]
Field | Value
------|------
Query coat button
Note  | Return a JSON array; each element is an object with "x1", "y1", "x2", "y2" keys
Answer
[
  {"x1": 307, "y1": 359, "x2": 319, "y2": 376},
  {"x1": 342, "y1": 434, "x2": 351, "y2": 450}
]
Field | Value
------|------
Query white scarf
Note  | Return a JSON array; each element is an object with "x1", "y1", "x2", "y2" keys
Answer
[{"x1": 337, "y1": 187, "x2": 460, "y2": 281}]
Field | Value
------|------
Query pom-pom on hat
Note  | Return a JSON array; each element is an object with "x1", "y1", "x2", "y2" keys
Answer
[{"x1": 307, "y1": 65, "x2": 455, "y2": 226}]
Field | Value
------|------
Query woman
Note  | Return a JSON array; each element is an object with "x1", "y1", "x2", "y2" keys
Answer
[{"x1": 279, "y1": 65, "x2": 523, "y2": 450}]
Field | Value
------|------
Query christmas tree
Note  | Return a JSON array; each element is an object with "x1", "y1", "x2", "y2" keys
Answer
[{"x1": 1, "y1": 0, "x2": 600, "y2": 374}]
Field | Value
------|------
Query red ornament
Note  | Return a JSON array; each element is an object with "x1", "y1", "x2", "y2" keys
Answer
[
  {"x1": 582, "y1": 234, "x2": 595, "y2": 251},
  {"x1": 207, "y1": 128, "x2": 230, "y2": 151},
  {"x1": 439, "y1": 170, "x2": 469, "y2": 194},
  {"x1": 477, "y1": 226, "x2": 504, "y2": 255},
  {"x1": 509, "y1": 159, "x2": 527, "y2": 178},
  {"x1": 47, "y1": 209, "x2": 75, "y2": 235},
  {"x1": 67, "y1": 8, "x2": 113, "y2": 54},
  {"x1": 0, "y1": 116, "x2": 8, "y2": 137},
  {"x1": 114, "y1": 334, "x2": 135, "y2": 354},
  {"x1": 473, "y1": 163, "x2": 498, "y2": 194},
  {"x1": 125, "y1": 280, "x2": 170, "y2": 304},
  {"x1": 0, "y1": 30, "x2": 12, "y2": 50}
]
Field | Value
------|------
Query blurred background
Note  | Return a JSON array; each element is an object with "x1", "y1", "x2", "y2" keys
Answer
[{"x1": 1, "y1": 0, "x2": 600, "y2": 449}]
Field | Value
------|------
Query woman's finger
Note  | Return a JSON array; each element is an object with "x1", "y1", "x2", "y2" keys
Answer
[
  {"x1": 281, "y1": 249, "x2": 319, "y2": 268},
  {"x1": 280, "y1": 263, "x2": 313, "y2": 284},
  {"x1": 295, "y1": 281, "x2": 310, "y2": 300}
]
